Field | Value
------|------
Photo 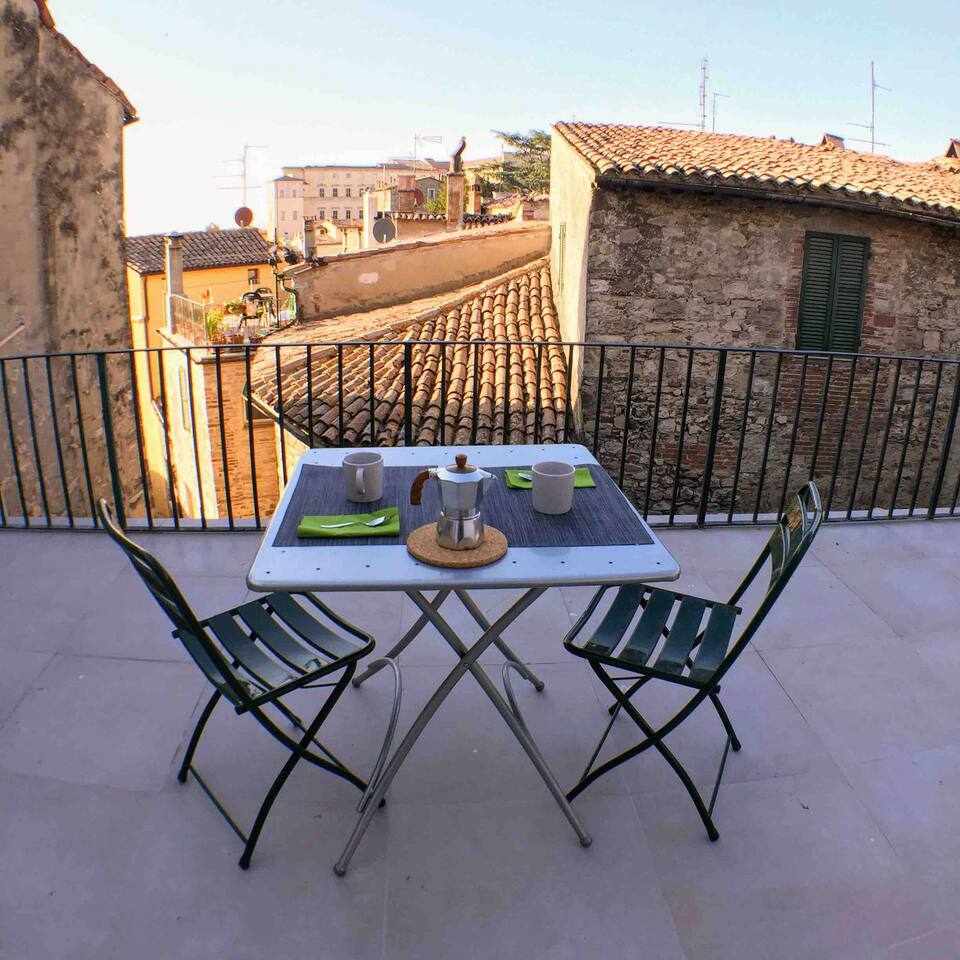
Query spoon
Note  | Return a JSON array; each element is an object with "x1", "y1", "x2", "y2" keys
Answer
[
  {"x1": 516, "y1": 471, "x2": 533, "y2": 481},
  {"x1": 317, "y1": 515, "x2": 389, "y2": 529}
]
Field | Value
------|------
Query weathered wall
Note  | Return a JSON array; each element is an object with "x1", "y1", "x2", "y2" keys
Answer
[
  {"x1": 0, "y1": 0, "x2": 135, "y2": 522},
  {"x1": 292, "y1": 222, "x2": 550, "y2": 322},
  {"x1": 575, "y1": 185, "x2": 960, "y2": 515}
]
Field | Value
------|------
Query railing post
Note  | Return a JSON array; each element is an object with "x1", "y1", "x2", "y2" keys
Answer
[
  {"x1": 96, "y1": 352, "x2": 126, "y2": 528},
  {"x1": 927, "y1": 365, "x2": 960, "y2": 519},
  {"x1": 403, "y1": 341, "x2": 413, "y2": 447},
  {"x1": 697, "y1": 349, "x2": 726, "y2": 526}
]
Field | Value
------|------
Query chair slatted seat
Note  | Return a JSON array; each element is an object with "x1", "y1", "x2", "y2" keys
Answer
[
  {"x1": 575, "y1": 588, "x2": 739, "y2": 686},
  {"x1": 95, "y1": 499, "x2": 402, "y2": 872},
  {"x1": 563, "y1": 482, "x2": 823, "y2": 843}
]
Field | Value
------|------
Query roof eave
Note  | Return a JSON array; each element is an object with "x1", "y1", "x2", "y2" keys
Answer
[{"x1": 597, "y1": 171, "x2": 960, "y2": 230}]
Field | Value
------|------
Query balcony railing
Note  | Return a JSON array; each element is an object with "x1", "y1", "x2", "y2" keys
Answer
[{"x1": 1, "y1": 340, "x2": 959, "y2": 533}]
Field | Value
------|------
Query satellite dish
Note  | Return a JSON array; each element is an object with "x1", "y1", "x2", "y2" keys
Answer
[
  {"x1": 234, "y1": 206, "x2": 254, "y2": 227},
  {"x1": 372, "y1": 218, "x2": 396, "y2": 244},
  {"x1": 412, "y1": 188, "x2": 425, "y2": 206}
]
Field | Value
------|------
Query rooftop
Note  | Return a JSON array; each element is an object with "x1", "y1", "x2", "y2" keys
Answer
[
  {"x1": 124, "y1": 228, "x2": 272, "y2": 275},
  {"x1": 3, "y1": 519, "x2": 959, "y2": 957},
  {"x1": 250, "y1": 259, "x2": 566, "y2": 446},
  {"x1": 554, "y1": 121, "x2": 960, "y2": 225}
]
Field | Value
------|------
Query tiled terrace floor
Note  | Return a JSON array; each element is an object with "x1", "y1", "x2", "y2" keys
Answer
[{"x1": 2, "y1": 520, "x2": 960, "y2": 959}]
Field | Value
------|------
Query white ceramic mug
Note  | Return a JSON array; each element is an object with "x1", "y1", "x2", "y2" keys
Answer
[
  {"x1": 343, "y1": 451, "x2": 384, "y2": 503},
  {"x1": 531, "y1": 460, "x2": 575, "y2": 515}
]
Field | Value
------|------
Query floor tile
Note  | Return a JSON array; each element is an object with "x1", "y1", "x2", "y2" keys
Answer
[
  {"x1": 0, "y1": 649, "x2": 54, "y2": 722},
  {"x1": 0, "y1": 655, "x2": 205, "y2": 791}
]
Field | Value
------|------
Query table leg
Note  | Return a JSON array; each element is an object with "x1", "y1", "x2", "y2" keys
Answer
[
  {"x1": 352, "y1": 589, "x2": 453, "y2": 687},
  {"x1": 334, "y1": 587, "x2": 548, "y2": 876},
  {"x1": 412, "y1": 589, "x2": 592, "y2": 850},
  {"x1": 455, "y1": 589, "x2": 545, "y2": 692}
]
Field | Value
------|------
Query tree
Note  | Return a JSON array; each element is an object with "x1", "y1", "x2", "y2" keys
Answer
[{"x1": 477, "y1": 130, "x2": 551, "y2": 197}]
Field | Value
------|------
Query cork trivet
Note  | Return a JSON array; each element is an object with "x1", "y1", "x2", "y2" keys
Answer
[{"x1": 406, "y1": 523, "x2": 508, "y2": 568}]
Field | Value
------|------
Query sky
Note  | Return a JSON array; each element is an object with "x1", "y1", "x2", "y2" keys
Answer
[{"x1": 53, "y1": 0, "x2": 960, "y2": 237}]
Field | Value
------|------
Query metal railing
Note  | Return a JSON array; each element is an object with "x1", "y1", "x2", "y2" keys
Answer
[
  {"x1": 169, "y1": 294, "x2": 286, "y2": 346},
  {"x1": 1, "y1": 339, "x2": 959, "y2": 533}
]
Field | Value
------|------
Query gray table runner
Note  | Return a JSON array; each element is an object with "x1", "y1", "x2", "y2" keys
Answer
[{"x1": 273, "y1": 464, "x2": 653, "y2": 548}]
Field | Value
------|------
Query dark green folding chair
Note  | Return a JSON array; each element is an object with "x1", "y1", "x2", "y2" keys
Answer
[
  {"x1": 97, "y1": 499, "x2": 401, "y2": 870},
  {"x1": 562, "y1": 482, "x2": 823, "y2": 841}
]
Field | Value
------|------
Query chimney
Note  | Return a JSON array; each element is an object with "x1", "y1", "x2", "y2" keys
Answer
[
  {"x1": 820, "y1": 133, "x2": 845, "y2": 150},
  {"x1": 163, "y1": 233, "x2": 184, "y2": 330},
  {"x1": 446, "y1": 135, "x2": 467, "y2": 226}
]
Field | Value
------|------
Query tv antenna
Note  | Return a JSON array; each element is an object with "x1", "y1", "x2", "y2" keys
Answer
[
  {"x1": 216, "y1": 143, "x2": 267, "y2": 205},
  {"x1": 846, "y1": 61, "x2": 891, "y2": 152},
  {"x1": 712, "y1": 92, "x2": 730, "y2": 132},
  {"x1": 698, "y1": 57, "x2": 709, "y2": 132},
  {"x1": 413, "y1": 134, "x2": 442, "y2": 166}
]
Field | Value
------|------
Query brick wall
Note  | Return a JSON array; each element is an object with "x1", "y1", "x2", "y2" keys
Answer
[{"x1": 578, "y1": 186, "x2": 960, "y2": 516}]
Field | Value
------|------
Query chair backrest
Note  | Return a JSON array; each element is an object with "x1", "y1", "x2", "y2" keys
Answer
[
  {"x1": 713, "y1": 481, "x2": 823, "y2": 682},
  {"x1": 96, "y1": 499, "x2": 245, "y2": 701}
]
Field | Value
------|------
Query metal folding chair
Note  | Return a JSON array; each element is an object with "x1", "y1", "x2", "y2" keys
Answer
[
  {"x1": 562, "y1": 482, "x2": 823, "y2": 840},
  {"x1": 96, "y1": 500, "x2": 401, "y2": 870}
]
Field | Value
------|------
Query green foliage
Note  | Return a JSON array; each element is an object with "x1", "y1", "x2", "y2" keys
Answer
[
  {"x1": 203, "y1": 307, "x2": 224, "y2": 342},
  {"x1": 477, "y1": 130, "x2": 551, "y2": 197},
  {"x1": 222, "y1": 298, "x2": 245, "y2": 316},
  {"x1": 425, "y1": 183, "x2": 447, "y2": 215}
]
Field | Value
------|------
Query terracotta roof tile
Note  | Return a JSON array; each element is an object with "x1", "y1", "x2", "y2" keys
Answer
[
  {"x1": 250, "y1": 258, "x2": 567, "y2": 447},
  {"x1": 554, "y1": 122, "x2": 960, "y2": 223},
  {"x1": 124, "y1": 229, "x2": 271, "y2": 274}
]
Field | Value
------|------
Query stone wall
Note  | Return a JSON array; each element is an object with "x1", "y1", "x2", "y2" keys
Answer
[
  {"x1": 575, "y1": 186, "x2": 960, "y2": 517},
  {"x1": 0, "y1": 0, "x2": 136, "y2": 523}
]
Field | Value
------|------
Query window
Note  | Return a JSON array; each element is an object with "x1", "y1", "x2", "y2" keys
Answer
[
  {"x1": 797, "y1": 232, "x2": 870, "y2": 352},
  {"x1": 319, "y1": 208, "x2": 326, "y2": 219},
  {"x1": 427, "y1": 187, "x2": 436, "y2": 199},
  {"x1": 345, "y1": 187, "x2": 351, "y2": 197},
  {"x1": 356, "y1": 209, "x2": 361, "y2": 219},
  {"x1": 318, "y1": 187, "x2": 325, "y2": 198},
  {"x1": 332, "y1": 187, "x2": 339, "y2": 198},
  {"x1": 279, "y1": 189, "x2": 285, "y2": 198},
  {"x1": 247, "y1": 268, "x2": 259, "y2": 285},
  {"x1": 345, "y1": 172, "x2": 351, "y2": 178},
  {"x1": 332, "y1": 209, "x2": 339, "y2": 220}
]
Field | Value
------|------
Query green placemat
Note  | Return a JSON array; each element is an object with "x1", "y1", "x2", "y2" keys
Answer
[
  {"x1": 504, "y1": 466, "x2": 596, "y2": 490},
  {"x1": 297, "y1": 506, "x2": 400, "y2": 539}
]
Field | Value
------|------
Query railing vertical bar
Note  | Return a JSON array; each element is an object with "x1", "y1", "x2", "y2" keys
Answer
[
  {"x1": 868, "y1": 357, "x2": 902, "y2": 518},
  {"x1": 669, "y1": 349, "x2": 694, "y2": 525},
  {"x1": 697, "y1": 350, "x2": 727, "y2": 526},
  {"x1": 21, "y1": 358, "x2": 51, "y2": 526},
  {"x1": 70, "y1": 354, "x2": 97, "y2": 524},
  {"x1": 156, "y1": 350, "x2": 180, "y2": 528},
  {"x1": 438, "y1": 341, "x2": 447, "y2": 447},
  {"x1": 470, "y1": 341, "x2": 480, "y2": 446},
  {"x1": 808, "y1": 355, "x2": 834, "y2": 479},
  {"x1": 753, "y1": 351, "x2": 783, "y2": 522},
  {"x1": 778, "y1": 354, "x2": 808, "y2": 517},
  {"x1": 643, "y1": 348, "x2": 665, "y2": 520},
  {"x1": 910, "y1": 362, "x2": 944, "y2": 516},
  {"x1": 275, "y1": 346, "x2": 288, "y2": 485},
  {"x1": 213, "y1": 347, "x2": 234, "y2": 530},
  {"x1": 95, "y1": 353, "x2": 125, "y2": 528},
  {"x1": 45, "y1": 355, "x2": 73, "y2": 527},
  {"x1": 368, "y1": 344, "x2": 377, "y2": 444},
  {"x1": 337, "y1": 343, "x2": 345, "y2": 445},
  {"x1": 306, "y1": 344, "x2": 314, "y2": 446},
  {"x1": 950, "y1": 442, "x2": 960, "y2": 515},
  {"x1": 848, "y1": 357, "x2": 882, "y2": 520},
  {"x1": 125, "y1": 351, "x2": 151, "y2": 529},
  {"x1": 826, "y1": 356, "x2": 858, "y2": 517},
  {"x1": 501, "y1": 340, "x2": 510, "y2": 445},
  {"x1": 403, "y1": 342, "x2": 413, "y2": 447},
  {"x1": 889, "y1": 360, "x2": 923, "y2": 517},
  {"x1": 618, "y1": 345, "x2": 637, "y2": 488},
  {"x1": 184, "y1": 349, "x2": 207, "y2": 529},
  {"x1": 0, "y1": 358, "x2": 29, "y2": 526},
  {"x1": 727, "y1": 350, "x2": 755, "y2": 524},
  {"x1": 927, "y1": 363, "x2": 960, "y2": 519},
  {"x1": 563, "y1": 343, "x2": 574, "y2": 443},
  {"x1": 244, "y1": 346, "x2": 261, "y2": 530},
  {"x1": 591, "y1": 345, "x2": 606, "y2": 457},
  {"x1": 533, "y1": 342, "x2": 544, "y2": 446}
]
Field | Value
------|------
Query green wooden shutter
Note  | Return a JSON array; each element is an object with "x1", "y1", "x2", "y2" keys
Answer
[
  {"x1": 828, "y1": 236, "x2": 869, "y2": 352},
  {"x1": 797, "y1": 235, "x2": 836, "y2": 350},
  {"x1": 796, "y1": 233, "x2": 869, "y2": 352}
]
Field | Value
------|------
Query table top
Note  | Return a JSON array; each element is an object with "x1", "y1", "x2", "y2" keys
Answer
[{"x1": 247, "y1": 444, "x2": 680, "y2": 593}]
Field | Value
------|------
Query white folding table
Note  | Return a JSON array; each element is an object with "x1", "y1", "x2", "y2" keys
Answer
[{"x1": 247, "y1": 444, "x2": 680, "y2": 874}]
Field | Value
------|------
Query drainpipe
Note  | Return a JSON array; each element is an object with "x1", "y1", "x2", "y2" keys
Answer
[{"x1": 163, "y1": 233, "x2": 184, "y2": 331}]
